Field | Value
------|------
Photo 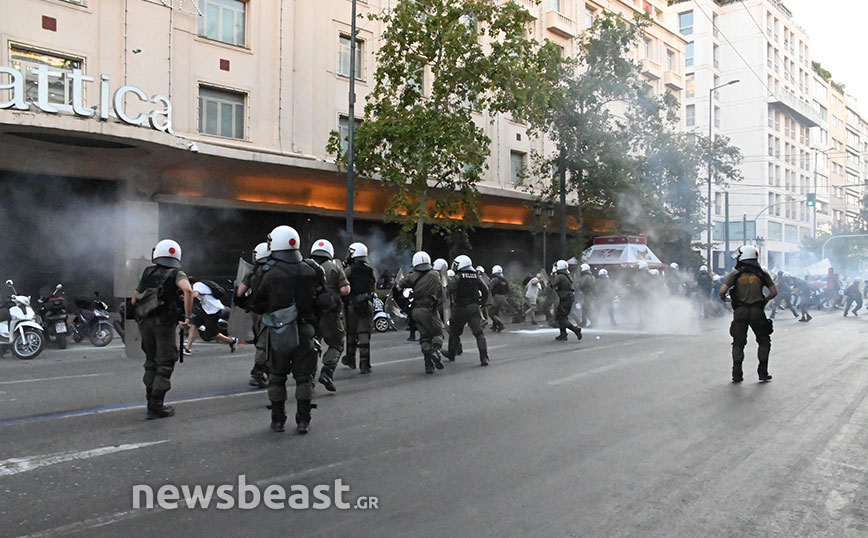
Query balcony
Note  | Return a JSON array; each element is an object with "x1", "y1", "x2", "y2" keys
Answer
[
  {"x1": 640, "y1": 58, "x2": 663, "y2": 80},
  {"x1": 544, "y1": 10, "x2": 577, "y2": 38},
  {"x1": 768, "y1": 90, "x2": 822, "y2": 128},
  {"x1": 664, "y1": 70, "x2": 683, "y2": 90},
  {"x1": 516, "y1": 0, "x2": 539, "y2": 20}
]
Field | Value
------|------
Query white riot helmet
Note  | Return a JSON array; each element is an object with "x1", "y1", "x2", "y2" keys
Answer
[
  {"x1": 433, "y1": 258, "x2": 448, "y2": 272},
  {"x1": 491, "y1": 265, "x2": 503, "y2": 275},
  {"x1": 476, "y1": 265, "x2": 485, "y2": 274},
  {"x1": 412, "y1": 251, "x2": 432, "y2": 271},
  {"x1": 268, "y1": 225, "x2": 300, "y2": 251},
  {"x1": 556, "y1": 260, "x2": 569, "y2": 272},
  {"x1": 734, "y1": 245, "x2": 759, "y2": 262},
  {"x1": 447, "y1": 269, "x2": 455, "y2": 279},
  {"x1": 310, "y1": 239, "x2": 335, "y2": 260},
  {"x1": 670, "y1": 262, "x2": 679, "y2": 270},
  {"x1": 637, "y1": 261, "x2": 649, "y2": 271},
  {"x1": 580, "y1": 263, "x2": 591, "y2": 273},
  {"x1": 453, "y1": 255, "x2": 473, "y2": 271},
  {"x1": 348, "y1": 242, "x2": 368, "y2": 260},
  {"x1": 598, "y1": 269, "x2": 609, "y2": 278},
  {"x1": 699, "y1": 265, "x2": 708, "y2": 274},
  {"x1": 253, "y1": 242, "x2": 270, "y2": 263},
  {"x1": 649, "y1": 269, "x2": 660, "y2": 276},
  {"x1": 152, "y1": 239, "x2": 182, "y2": 268},
  {"x1": 713, "y1": 274, "x2": 722, "y2": 282}
]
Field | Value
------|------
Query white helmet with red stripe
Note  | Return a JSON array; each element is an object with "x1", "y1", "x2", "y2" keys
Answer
[
  {"x1": 152, "y1": 239, "x2": 182, "y2": 268},
  {"x1": 310, "y1": 239, "x2": 335, "y2": 260}
]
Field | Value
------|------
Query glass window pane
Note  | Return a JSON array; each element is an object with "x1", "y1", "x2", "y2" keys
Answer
[
  {"x1": 234, "y1": 103, "x2": 244, "y2": 139},
  {"x1": 339, "y1": 37, "x2": 350, "y2": 76},
  {"x1": 198, "y1": 97, "x2": 203, "y2": 133},
  {"x1": 220, "y1": 102, "x2": 233, "y2": 137},
  {"x1": 205, "y1": 100, "x2": 218, "y2": 134},
  {"x1": 236, "y1": 10, "x2": 245, "y2": 46},
  {"x1": 206, "y1": 4, "x2": 220, "y2": 39},
  {"x1": 222, "y1": 9, "x2": 235, "y2": 44},
  {"x1": 355, "y1": 41, "x2": 363, "y2": 80}
]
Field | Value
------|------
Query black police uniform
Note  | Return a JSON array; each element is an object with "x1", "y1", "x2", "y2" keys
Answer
[
  {"x1": 724, "y1": 260, "x2": 775, "y2": 382},
  {"x1": 446, "y1": 269, "x2": 490, "y2": 365},
  {"x1": 554, "y1": 271, "x2": 582, "y2": 340},
  {"x1": 488, "y1": 274, "x2": 510, "y2": 332},
  {"x1": 344, "y1": 259, "x2": 376, "y2": 374}
]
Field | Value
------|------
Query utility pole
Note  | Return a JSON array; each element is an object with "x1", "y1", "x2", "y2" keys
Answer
[
  {"x1": 724, "y1": 190, "x2": 730, "y2": 271},
  {"x1": 345, "y1": 0, "x2": 358, "y2": 240},
  {"x1": 559, "y1": 146, "x2": 567, "y2": 258},
  {"x1": 706, "y1": 80, "x2": 740, "y2": 272}
]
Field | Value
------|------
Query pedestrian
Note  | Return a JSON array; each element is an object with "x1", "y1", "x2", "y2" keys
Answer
[
  {"x1": 719, "y1": 245, "x2": 777, "y2": 383},
  {"x1": 488, "y1": 265, "x2": 509, "y2": 332},
  {"x1": 396, "y1": 251, "x2": 445, "y2": 374},
  {"x1": 843, "y1": 277, "x2": 863, "y2": 317},
  {"x1": 343, "y1": 242, "x2": 377, "y2": 374},
  {"x1": 524, "y1": 273, "x2": 542, "y2": 325},
  {"x1": 186, "y1": 280, "x2": 238, "y2": 354},
  {"x1": 823, "y1": 267, "x2": 841, "y2": 309},
  {"x1": 131, "y1": 239, "x2": 194, "y2": 420},
  {"x1": 553, "y1": 260, "x2": 582, "y2": 341},
  {"x1": 444, "y1": 255, "x2": 490, "y2": 366},
  {"x1": 309, "y1": 239, "x2": 350, "y2": 392},
  {"x1": 578, "y1": 263, "x2": 595, "y2": 328},
  {"x1": 250, "y1": 225, "x2": 329, "y2": 434},
  {"x1": 235, "y1": 242, "x2": 271, "y2": 388},
  {"x1": 595, "y1": 268, "x2": 617, "y2": 326}
]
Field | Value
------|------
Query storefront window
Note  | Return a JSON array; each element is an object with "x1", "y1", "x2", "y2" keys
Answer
[
  {"x1": 198, "y1": 86, "x2": 245, "y2": 139},
  {"x1": 9, "y1": 46, "x2": 82, "y2": 110},
  {"x1": 199, "y1": 0, "x2": 246, "y2": 47}
]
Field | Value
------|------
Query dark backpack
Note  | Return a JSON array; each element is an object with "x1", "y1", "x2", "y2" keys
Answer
[
  {"x1": 199, "y1": 279, "x2": 231, "y2": 304},
  {"x1": 135, "y1": 266, "x2": 180, "y2": 320}
]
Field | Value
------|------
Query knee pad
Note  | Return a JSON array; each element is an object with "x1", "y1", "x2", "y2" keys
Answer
[{"x1": 155, "y1": 366, "x2": 174, "y2": 380}]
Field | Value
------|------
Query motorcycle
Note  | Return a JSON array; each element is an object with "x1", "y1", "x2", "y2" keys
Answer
[
  {"x1": 38, "y1": 284, "x2": 69, "y2": 349},
  {"x1": 0, "y1": 280, "x2": 45, "y2": 359},
  {"x1": 374, "y1": 290, "x2": 411, "y2": 333},
  {"x1": 71, "y1": 292, "x2": 114, "y2": 347},
  {"x1": 113, "y1": 301, "x2": 126, "y2": 343}
]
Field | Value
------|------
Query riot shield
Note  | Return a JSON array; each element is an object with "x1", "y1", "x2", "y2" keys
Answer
[
  {"x1": 439, "y1": 267, "x2": 451, "y2": 324},
  {"x1": 227, "y1": 257, "x2": 254, "y2": 342}
]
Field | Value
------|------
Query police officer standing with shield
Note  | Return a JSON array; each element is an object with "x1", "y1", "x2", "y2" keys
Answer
[
  {"x1": 444, "y1": 255, "x2": 490, "y2": 366},
  {"x1": 719, "y1": 245, "x2": 777, "y2": 383},
  {"x1": 553, "y1": 260, "x2": 583, "y2": 341},
  {"x1": 396, "y1": 251, "x2": 445, "y2": 374},
  {"x1": 132, "y1": 239, "x2": 194, "y2": 420},
  {"x1": 310, "y1": 239, "x2": 351, "y2": 392},
  {"x1": 235, "y1": 242, "x2": 270, "y2": 388},
  {"x1": 343, "y1": 242, "x2": 377, "y2": 374},
  {"x1": 251, "y1": 226, "x2": 329, "y2": 434}
]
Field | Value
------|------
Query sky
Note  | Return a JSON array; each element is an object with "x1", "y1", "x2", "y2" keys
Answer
[{"x1": 783, "y1": 0, "x2": 868, "y2": 107}]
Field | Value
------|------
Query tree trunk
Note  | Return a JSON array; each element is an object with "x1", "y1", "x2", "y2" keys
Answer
[{"x1": 415, "y1": 190, "x2": 427, "y2": 252}]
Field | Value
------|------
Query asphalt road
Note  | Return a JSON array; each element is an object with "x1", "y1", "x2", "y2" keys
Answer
[{"x1": 1, "y1": 310, "x2": 867, "y2": 538}]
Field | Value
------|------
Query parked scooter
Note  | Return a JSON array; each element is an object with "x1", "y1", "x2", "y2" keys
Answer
[
  {"x1": 71, "y1": 292, "x2": 114, "y2": 347},
  {"x1": 38, "y1": 284, "x2": 69, "y2": 349},
  {"x1": 0, "y1": 280, "x2": 45, "y2": 359},
  {"x1": 374, "y1": 289, "x2": 411, "y2": 333}
]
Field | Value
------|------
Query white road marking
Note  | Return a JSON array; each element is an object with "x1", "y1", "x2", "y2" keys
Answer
[
  {"x1": 0, "y1": 373, "x2": 110, "y2": 385},
  {"x1": 0, "y1": 441, "x2": 168, "y2": 477},
  {"x1": 547, "y1": 364, "x2": 620, "y2": 385}
]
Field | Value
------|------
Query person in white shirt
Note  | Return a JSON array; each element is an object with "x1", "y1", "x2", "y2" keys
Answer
[
  {"x1": 524, "y1": 274, "x2": 542, "y2": 325},
  {"x1": 185, "y1": 281, "x2": 238, "y2": 354}
]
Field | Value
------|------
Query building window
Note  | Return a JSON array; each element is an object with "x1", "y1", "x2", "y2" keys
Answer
[
  {"x1": 714, "y1": 106, "x2": 720, "y2": 128},
  {"x1": 549, "y1": 0, "x2": 562, "y2": 12},
  {"x1": 338, "y1": 115, "x2": 363, "y2": 155},
  {"x1": 338, "y1": 35, "x2": 365, "y2": 80},
  {"x1": 685, "y1": 74, "x2": 695, "y2": 98},
  {"x1": 666, "y1": 50, "x2": 675, "y2": 71},
  {"x1": 642, "y1": 39, "x2": 652, "y2": 59},
  {"x1": 198, "y1": 86, "x2": 245, "y2": 139},
  {"x1": 585, "y1": 7, "x2": 595, "y2": 29},
  {"x1": 685, "y1": 42, "x2": 694, "y2": 68},
  {"x1": 509, "y1": 151, "x2": 527, "y2": 186},
  {"x1": 686, "y1": 104, "x2": 695, "y2": 127},
  {"x1": 9, "y1": 46, "x2": 82, "y2": 109},
  {"x1": 679, "y1": 11, "x2": 693, "y2": 35},
  {"x1": 199, "y1": 0, "x2": 246, "y2": 47}
]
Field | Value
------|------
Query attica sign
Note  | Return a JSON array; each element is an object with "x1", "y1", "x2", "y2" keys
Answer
[{"x1": 0, "y1": 65, "x2": 173, "y2": 133}]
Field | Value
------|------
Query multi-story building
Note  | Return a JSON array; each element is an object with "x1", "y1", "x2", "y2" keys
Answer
[
  {"x1": 668, "y1": 0, "x2": 821, "y2": 271},
  {"x1": 808, "y1": 67, "x2": 832, "y2": 235},
  {"x1": 828, "y1": 83, "x2": 849, "y2": 226},
  {"x1": 0, "y1": 0, "x2": 687, "y2": 294}
]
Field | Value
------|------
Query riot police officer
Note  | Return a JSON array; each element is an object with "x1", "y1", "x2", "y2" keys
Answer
[
  {"x1": 343, "y1": 242, "x2": 377, "y2": 374},
  {"x1": 132, "y1": 239, "x2": 194, "y2": 419},
  {"x1": 578, "y1": 263, "x2": 596, "y2": 328},
  {"x1": 235, "y1": 242, "x2": 270, "y2": 388},
  {"x1": 444, "y1": 255, "x2": 490, "y2": 366},
  {"x1": 719, "y1": 245, "x2": 777, "y2": 383},
  {"x1": 310, "y1": 239, "x2": 350, "y2": 392},
  {"x1": 396, "y1": 251, "x2": 445, "y2": 374},
  {"x1": 488, "y1": 265, "x2": 509, "y2": 332},
  {"x1": 251, "y1": 226, "x2": 329, "y2": 434},
  {"x1": 553, "y1": 260, "x2": 582, "y2": 341}
]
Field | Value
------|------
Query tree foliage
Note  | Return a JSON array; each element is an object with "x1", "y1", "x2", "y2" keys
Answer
[{"x1": 329, "y1": 0, "x2": 563, "y2": 250}]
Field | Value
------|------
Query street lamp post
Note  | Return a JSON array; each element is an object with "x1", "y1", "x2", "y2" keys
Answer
[
  {"x1": 535, "y1": 202, "x2": 556, "y2": 271},
  {"x1": 346, "y1": 0, "x2": 358, "y2": 240},
  {"x1": 707, "y1": 79, "x2": 739, "y2": 272}
]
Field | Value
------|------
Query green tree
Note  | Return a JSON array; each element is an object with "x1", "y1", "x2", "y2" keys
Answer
[{"x1": 329, "y1": 0, "x2": 562, "y2": 250}]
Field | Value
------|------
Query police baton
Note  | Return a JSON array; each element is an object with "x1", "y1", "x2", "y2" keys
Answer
[{"x1": 178, "y1": 327, "x2": 185, "y2": 363}]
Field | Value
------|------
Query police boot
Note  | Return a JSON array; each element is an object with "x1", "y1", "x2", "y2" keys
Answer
[
  {"x1": 555, "y1": 332, "x2": 568, "y2": 341},
  {"x1": 341, "y1": 354, "x2": 356, "y2": 370},
  {"x1": 270, "y1": 400, "x2": 287, "y2": 433},
  {"x1": 432, "y1": 349, "x2": 444, "y2": 370},
  {"x1": 359, "y1": 359, "x2": 372, "y2": 375},
  {"x1": 570, "y1": 326, "x2": 583, "y2": 341},
  {"x1": 249, "y1": 366, "x2": 267, "y2": 389},
  {"x1": 318, "y1": 365, "x2": 337, "y2": 392},
  {"x1": 146, "y1": 397, "x2": 175, "y2": 420},
  {"x1": 424, "y1": 355, "x2": 434, "y2": 374},
  {"x1": 295, "y1": 400, "x2": 313, "y2": 434},
  {"x1": 479, "y1": 355, "x2": 489, "y2": 367}
]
